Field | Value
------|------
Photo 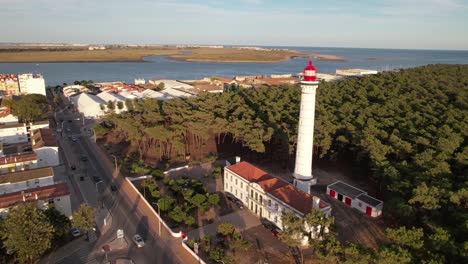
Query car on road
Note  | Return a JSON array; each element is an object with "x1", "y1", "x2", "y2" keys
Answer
[
  {"x1": 133, "y1": 234, "x2": 145, "y2": 248},
  {"x1": 56, "y1": 128, "x2": 62, "y2": 133},
  {"x1": 111, "y1": 185, "x2": 118, "y2": 192},
  {"x1": 68, "y1": 119, "x2": 72, "y2": 123},
  {"x1": 66, "y1": 127, "x2": 71, "y2": 132},
  {"x1": 80, "y1": 176, "x2": 84, "y2": 181},
  {"x1": 93, "y1": 176, "x2": 102, "y2": 183},
  {"x1": 71, "y1": 227, "x2": 81, "y2": 237},
  {"x1": 71, "y1": 136, "x2": 77, "y2": 142},
  {"x1": 70, "y1": 165, "x2": 76, "y2": 170},
  {"x1": 81, "y1": 155, "x2": 88, "y2": 161}
]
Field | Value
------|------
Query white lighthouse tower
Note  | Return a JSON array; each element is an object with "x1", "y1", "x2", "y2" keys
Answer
[{"x1": 293, "y1": 60, "x2": 319, "y2": 194}]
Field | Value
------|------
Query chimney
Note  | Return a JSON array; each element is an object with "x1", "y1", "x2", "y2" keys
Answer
[
  {"x1": 313, "y1": 196, "x2": 320, "y2": 209},
  {"x1": 235, "y1": 156, "x2": 241, "y2": 164}
]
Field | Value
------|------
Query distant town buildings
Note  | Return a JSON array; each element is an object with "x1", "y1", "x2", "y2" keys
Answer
[
  {"x1": 0, "y1": 119, "x2": 71, "y2": 218},
  {"x1": 0, "y1": 73, "x2": 46, "y2": 96},
  {"x1": 0, "y1": 74, "x2": 20, "y2": 96},
  {"x1": 88, "y1": 45, "x2": 106, "y2": 50},
  {"x1": 335, "y1": 68, "x2": 379, "y2": 77},
  {"x1": 18, "y1": 73, "x2": 46, "y2": 96}
]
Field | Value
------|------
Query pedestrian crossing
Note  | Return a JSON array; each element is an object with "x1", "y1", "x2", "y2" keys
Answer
[{"x1": 55, "y1": 243, "x2": 98, "y2": 264}]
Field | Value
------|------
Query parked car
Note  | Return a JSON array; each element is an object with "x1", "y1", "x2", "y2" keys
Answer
[
  {"x1": 234, "y1": 199, "x2": 244, "y2": 209},
  {"x1": 66, "y1": 127, "x2": 71, "y2": 132},
  {"x1": 80, "y1": 176, "x2": 84, "y2": 181},
  {"x1": 261, "y1": 218, "x2": 280, "y2": 237},
  {"x1": 71, "y1": 136, "x2": 77, "y2": 142},
  {"x1": 225, "y1": 192, "x2": 236, "y2": 201},
  {"x1": 80, "y1": 155, "x2": 88, "y2": 161},
  {"x1": 110, "y1": 185, "x2": 118, "y2": 192},
  {"x1": 70, "y1": 165, "x2": 76, "y2": 170},
  {"x1": 93, "y1": 176, "x2": 102, "y2": 183},
  {"x1": 68, "y1": 119, "x2": 72, "y2": 123},
  {"x1": 71, "y1": 227, "x2": 81, "y2": 237},
  {"x1": 133, "y1": 234, "x2": 145, "y2": 248}
]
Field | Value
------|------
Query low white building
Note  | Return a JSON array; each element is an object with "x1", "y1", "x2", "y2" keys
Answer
[
  {"x1": 31, "y1": 129, "x2": 59, "y2": 168},
  {"x1": 63, "y1": 85, "x2": 88, "y2": 98},
  {"x1": 18, "y1": 73, "x2": 46, "y2": 96},
  {"x1": 134, "y1": 78, "x2": 145, "y2": 85},
  {"x1": 96, "y1": 92, "x2": 127, "y2": 114},
  {"x1": 335, "y1": 68, "x2": 379, "y2": 77},
  {"x1": 70, "y1": 93, "x2": 107, "y2": 118},
  {"x1": 0, "y1": 121, "x2": 49, "y2": 145},
  {"x1": 0, "y1": 167, "x2": 54, "y2": 195},
  {"x1": 327, "y1": 181, "x2": 383, "y2": 217},
  {"x1": 0, "y1": 107, "x2": 18, "y2": 125},
  {"x1": 224, "y1": 161, "x2": 331, "y2": 231},
  {"x1": 0, "y1": 182, "x2": 72, "y2": 218}
]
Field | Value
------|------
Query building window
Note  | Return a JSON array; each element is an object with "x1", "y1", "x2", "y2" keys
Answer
[
  {"x1": 259, "y1": 195, "x2": 263, "y2": 204},
  {"x1": 235, "y1": 179, "x2": 237, "y2": 185},
  {"x1": 275, "y1": 203, "x2": 279, "y2": 211},
  {"x1": 231, "y1": 175, "x2": 233, "y2": 181},
  {"x1": 230, "y1": 186, "x2": 233, "y2": 192},
  {"x1": 268, "y1": 212, "x2": 271, "y2": 219},
  {"x1": 235, "y1": 190, "x2": 238, "y2": 196},
  {"x1": 226, "y1": 183, "x2": 228, "y2": 190},
  {"x1": 241, "y1": 182, "x2": 243, "y2": 188},
  {"x1": 255, "y1": 192, "x2": 258, "y2": 201},
  {"x1": 268, "y1": 199, "x2": 271, "y2": 207},
  {"x1": 251, "y1": 190, "x2": 253, "y2": 198},
  {"x1": 246, "y1": 185, "x2": 248, "y2": 191},
  {"x1": 240, "y1": 193, "x2": 243, "y2": 200},
  {"x1": 274, "y1": 216, "x2": 277, "y2": 223}
]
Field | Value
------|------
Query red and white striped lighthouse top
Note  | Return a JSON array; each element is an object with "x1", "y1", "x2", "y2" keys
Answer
[{"x1": 303, "y1": 60, "x2": 317, "y2": 81}]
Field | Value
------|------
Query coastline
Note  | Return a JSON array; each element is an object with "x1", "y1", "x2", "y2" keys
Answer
[{"x1": 0, "y1": 47, "x2": 345, "y2": 63}]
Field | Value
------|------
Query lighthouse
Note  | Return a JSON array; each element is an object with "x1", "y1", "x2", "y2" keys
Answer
[{"x1": 293, "y1": 60, "x2": 319, "y2": 194}]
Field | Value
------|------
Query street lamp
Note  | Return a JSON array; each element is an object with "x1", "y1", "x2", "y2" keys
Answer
[
  {"x1": 153, "y1": 202, "x2": 162, "y2": 236},
  {"x1": 90, "y1": 127, "x2": 96, "y2": 143},
  {"x1": 110, "y1": 155, "x2": 118, "y2": 172}
]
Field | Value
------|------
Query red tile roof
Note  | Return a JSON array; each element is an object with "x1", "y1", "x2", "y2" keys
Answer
[
  {"x1": 270, "y1": 185, "x2": 329, "y2": 215},
  {"x1": 0, "y1": 153, "x2": 37, "y2": 165},
  {"x1": 31, "y1": 128, "x2": 58, "y2": 149},
  {"x1": 256, "y1": 176, "x2": 288, "y2": 192},
  {"x1": 227, "y1": 161, "x2": 330, "y2": 215},
  {"x1": 0, "y1": 183, "x2": 69, "y2": 209},
  {"x1": 227, "y1": 161, "x2": 271, "y2": 182}
]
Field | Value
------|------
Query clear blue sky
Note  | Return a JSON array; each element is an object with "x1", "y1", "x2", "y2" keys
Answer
[{"x1": 1, "y1": 0, "x2": 467, "y2": 50}]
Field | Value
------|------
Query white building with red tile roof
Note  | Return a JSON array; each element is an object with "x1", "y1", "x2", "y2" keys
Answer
[
  {"x1": 0, "y1": 183, "x2": 72, "y2": 218},
  {"x1": 224, "y1": 161, "x2": 331, "y2": 230}
]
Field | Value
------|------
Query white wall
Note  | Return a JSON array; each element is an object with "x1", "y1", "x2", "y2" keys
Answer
[
  {"x1": 37, "y1": 194, "x2": 72, "y2": 218},
  {"x1": 18, "y1": 74, "x2": 46, "y2": 96},
  {"x1": 34, "y1": 147, "x2": 59, "y2": 168},
  {"x1": 0, "y1": 114, "x2": 18, "y2": 125},
  {"x1": 0, "y1": 126, "x2": 28, "y2": 144},
  {"x1": 0, "y1": 176, "x2": 54, "y2": 195}
]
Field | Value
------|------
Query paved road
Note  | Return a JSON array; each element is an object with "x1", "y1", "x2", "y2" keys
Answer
[{"x1": 52, "y1": 105, "x2": 184, "y2": 264}]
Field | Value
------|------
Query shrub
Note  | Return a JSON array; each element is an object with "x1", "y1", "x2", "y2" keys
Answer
[
  {"x1": 151, "y1": 170, "x2": 164, "y2": 180},
  {"x1": 217, "y1": 223, "x2": 235, "y2": 236},
  {"x1": 210, "y1": 247, "x2": 224, "y2": 261}
]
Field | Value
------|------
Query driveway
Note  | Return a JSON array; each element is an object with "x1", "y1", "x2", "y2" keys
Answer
[{"x1": 186, "y1": 209, "x2": 260, "y2": 240}]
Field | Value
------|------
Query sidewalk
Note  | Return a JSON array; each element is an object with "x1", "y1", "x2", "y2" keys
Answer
[
  {"x1": 187, "y1": 209, "x2": 261, "y2": 240},
  {"x1": 40, "y1": 237, "x2": 95, "y2": 264}
]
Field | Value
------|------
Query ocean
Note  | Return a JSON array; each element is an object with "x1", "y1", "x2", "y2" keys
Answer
[{"x1": 0, "y1": 47, "x2": 467, "y2": 86}]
